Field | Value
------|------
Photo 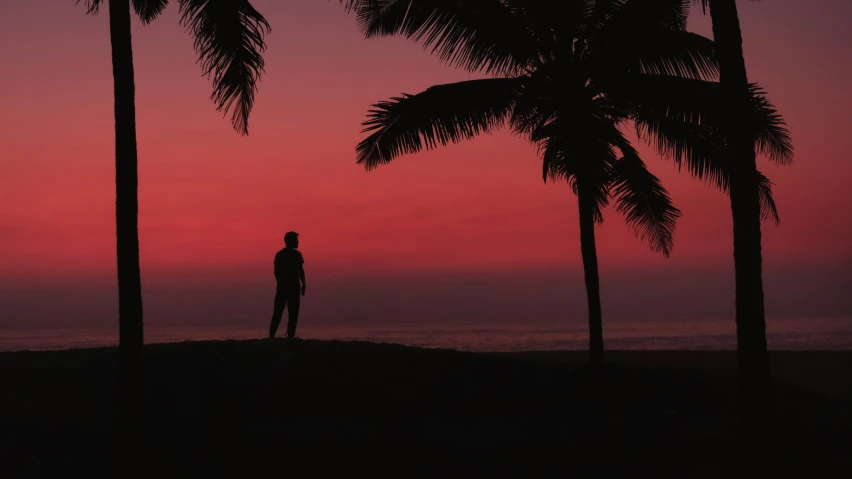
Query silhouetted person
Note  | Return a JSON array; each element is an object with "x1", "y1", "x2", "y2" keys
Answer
[{"x1": 269, "y1": 232, "x2": 306, "y2": 339}]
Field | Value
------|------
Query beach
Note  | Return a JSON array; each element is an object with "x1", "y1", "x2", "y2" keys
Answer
[{"x1": 1, "y1": 339, "x2": 850, "y2": 477}]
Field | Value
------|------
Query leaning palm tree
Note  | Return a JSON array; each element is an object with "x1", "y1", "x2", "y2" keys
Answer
[
  {"x1": 347, "y1": 0, "x2": 790, "y2": 369},
  {"x1": 78, "y1": 0, "x2": 269, "y2": 462},
  {"x1": 689, "y1": 0, "x2": 787, "y2": 443}
]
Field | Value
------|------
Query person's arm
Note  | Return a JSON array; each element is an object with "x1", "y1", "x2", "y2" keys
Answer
[
  {"x1": 299, "y1": 264, "x2": 306, "y2": 296},
  {"x1": 273, "y1": 255, "x2": 280, "y2": 283}
]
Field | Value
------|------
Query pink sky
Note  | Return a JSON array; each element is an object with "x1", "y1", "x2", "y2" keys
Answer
[{"x1": 1, "y1": 0, "x2": 850, "y2": 330}]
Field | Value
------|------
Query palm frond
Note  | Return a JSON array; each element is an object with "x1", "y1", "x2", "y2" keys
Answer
[
  {"x1": 626, "y1": 76, "x2": 729, "y2": 190},
  {"x1": 537, "y1": 118, "x2": 619, "y2": 183},
  {"x1": 693, "y1": 0, "x2": 764, "y2": 12},
  {"x1": 133, "y1": 0, "x2": 170, "y2": 24},
  {"x1": 509, "y1": 73, "x2": 555, "y2": 140},
  {"x1": 77, "y1": 0, "x2": 102, "y2": 14},
  {"x1": 538, "y1": 121, "x2": 620, "y2": 224},
  {"x1": 341, "y1": 0, "x2": 373, "y2": 10},
  {"x1": 749, "y1": 83, "x2": 794, "y2": 165},
  {"x1": 351, "y1": 0, "x2": 539, "y2": 74},
  {"x1": 506, "y1": 0, "x2": 589, "y2": 56},
  {"x1": 575, "y1": 176, "x2": 610, "y2": 225},
  {"x1": 757, "y1": 171, "x2": 780, "y2": 225},
  {"x1": 591, "y1": 0, "x2": 690, "y2": 36},
  {"x1": 637, "y1": 113, "x2": 781, "y2": 224},
  {"x1": 614, "y1": 75, "x2": 726, "y2": 129},
  {"x1": 357, "y1": 78, "x2": 521, "y2": 169},
  {"x1": 587, "y1": 0, "x2": 717, "y2": 79},
  {"x1": 584, "y1": 0, "x2": 627, "y2": 33},
  {"x1": 614, "y1": 30, "x2": 717, "y2": 80},
  {"x1": 179, "y1": 0, "x2": 271, "y2": 135},
  {"x1": 610, "y1": 149, "x2": 681, "y2": 257},
  {"x1": 635, "y1": 108, "x2": 729, "y2": 191},
  {"x1": 539, "y1": 133, "x2": 571, "y2": 182},
  {"x1": 627, "y1": 75, "x2": 792, "y2": 166}
]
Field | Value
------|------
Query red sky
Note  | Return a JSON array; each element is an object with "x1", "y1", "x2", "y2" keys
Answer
[{"x1": 1, "y1": 0, "x2": 850, "y2": 330}]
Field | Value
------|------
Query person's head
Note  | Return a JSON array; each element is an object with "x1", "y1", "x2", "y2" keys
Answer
[{"x1": 284, "y1": 231, "x2": 299, "y2": 249}]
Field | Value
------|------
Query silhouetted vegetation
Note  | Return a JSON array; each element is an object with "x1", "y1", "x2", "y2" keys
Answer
[
  {"x1": 347, "y1": 0, "x2": 790, "y2": 370},
  {"x1": 692, "y1": 0, "x2": 794, "y2": 449},
  {"x1": 78, "y1": 0, "x2": 270, "y2": 472}
]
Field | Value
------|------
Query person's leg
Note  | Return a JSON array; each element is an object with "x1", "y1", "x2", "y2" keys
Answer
[
  {"x1": 286, "y1": 290, "x2": 301, "y2": 338},
  {"x1": 269, "y1": 285, "x2": 287, "y2": 338}
]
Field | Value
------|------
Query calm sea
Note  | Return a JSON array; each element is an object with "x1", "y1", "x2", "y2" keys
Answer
[{"x1": 1, "y1": 317, "x2": 850, "y2": 353}]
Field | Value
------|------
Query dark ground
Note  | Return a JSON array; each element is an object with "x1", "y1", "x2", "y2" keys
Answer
[{"x1": 1, "y1": 340, "x2": 850, "y2": 477}]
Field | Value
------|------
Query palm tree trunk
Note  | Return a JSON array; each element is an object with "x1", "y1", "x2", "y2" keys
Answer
[
  {"x1": 708, "y1": 0, "x2": 772, "y2": 446},
  {"x1": 578, "y1": 186, "x2": 604, "y2": 368},
  {"x1": 108, "y1": 0, "x2": 144, "y2": 467}
]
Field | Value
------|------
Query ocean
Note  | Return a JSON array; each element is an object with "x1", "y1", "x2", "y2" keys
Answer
[{"x1": 1, "y1": 317, "x2": 850, "y2": 353}]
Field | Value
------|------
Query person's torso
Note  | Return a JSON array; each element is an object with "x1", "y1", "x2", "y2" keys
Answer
[{"x1": 274, "y1": 248, "x2": 303, "y2": 284}]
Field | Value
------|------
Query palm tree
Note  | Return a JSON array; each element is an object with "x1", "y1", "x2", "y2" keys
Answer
[
  {"x1": 347, "y1": 0, "x2": 790, "y2": 369},
  {"x1": 689, "y1": 0, "x2": 788, "y2": 442},
  {"x1": 348, "y1": 0, "x2": 695, "y2": 367},
  {"x1": 78, "y1": 0, "x2": 269, "y2": 462}
]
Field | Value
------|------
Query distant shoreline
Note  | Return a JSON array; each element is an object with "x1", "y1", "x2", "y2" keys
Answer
[{"x1": 3, "y1": 317, "x2": 852, "y2": 353}]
